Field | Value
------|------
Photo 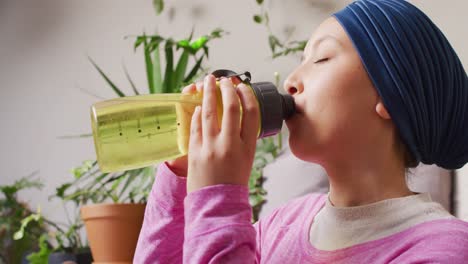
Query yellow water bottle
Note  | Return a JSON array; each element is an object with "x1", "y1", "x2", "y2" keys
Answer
[{"x1": 91, "y1": 69, "x2": 295, "y2": 172}]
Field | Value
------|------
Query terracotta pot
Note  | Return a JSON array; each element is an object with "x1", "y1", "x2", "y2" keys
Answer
[{"x1": 80, "y1": 203, "x2": 146, "y2": 263}]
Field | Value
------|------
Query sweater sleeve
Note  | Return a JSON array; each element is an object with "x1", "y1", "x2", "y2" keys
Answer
[
  {"x1": 133, "y1": 162, "x2": 187, "y2": 264},
  {"x1": 394, "y1": 220, "x2": 468, "y2": 264},
  {"x1": 183, "y1": 184, "x2": 258, "y2": 263}
]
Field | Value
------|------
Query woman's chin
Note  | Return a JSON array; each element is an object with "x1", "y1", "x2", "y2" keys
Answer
[
  {"x1": 288, "y1": 131, "x2": 322, "y2": 163},
  {"x1": 289, "y1": 135, "x2": 309, "y2": 159}
]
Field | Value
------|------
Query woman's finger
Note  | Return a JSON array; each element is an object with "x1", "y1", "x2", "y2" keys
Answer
[
  {"x1": 182, "y1": 83, "x2": 196, "y2": 94},
  {"x1": 237, "y1": 83, "x2": 260, "y2": 145},
  {"x1": 195, "y1": 80, "x2": 203, "y2": 93},
  {"x1": 229, "y1": 76, "x2": 242, "y2": 86},
  {"x1": 219, "y1": 78, "x2": 241, "y2": 137},
  {"x1": 189, "y1": 106, "x2": 202, "y2": 151},
  {"x1": 202, "y1": 75, "x2": 220, "y2": 140}
]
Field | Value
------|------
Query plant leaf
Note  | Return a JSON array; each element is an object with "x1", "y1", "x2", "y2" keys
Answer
[
  {"x1": 184, "y1": 55, "x2": 204, "y2": 83},
  {"x1": 148, "y1": 36, "x2": 164, "y2": 52},
  {"x1": 57, "y1": 133, "x2": 92, "y2": 139},
  {"x1": 209, "y1": 28, "x2": 225, "y2": 39},
  {"x1": 88, "y1": 56, "x2": 125, "y2": 97},
  {"x1": 143, "y1": 36, "x2": 155, "y2": 94},
  {"x1": 190, "y1": 36, "x2": 208, "y2": 51},
  {"x1": 177, "y1": 39, "x2": 190, "y2": 49},
  {"x1": 111, "y1": 175, "x2": 124, "y2": 192},
  {"x1": 134, "y1": 36, "x2": 145, "y2": 52},
  {"x1": 13, "y1": 212, "x2": 41, "y2": 240},
  {"x1": 174, "y1": 50, "x2": 189, "y2": 91},
  {"x1": 256, "y1": 0, "x2": 264, "y2": 4},
  {"x1": 268, "y1": 35, "x2": 283, "y2": 53},
  {"x1": 253, "y1": 15, "x2": 262, "y2": 24},
  {"x1": 153, "y1": 0, "x2": 164, "y2": 15},
  {"x1": 203, "y1": 46, "x2": 209, "y2": 59},
  {"x1": 152, "y1": 43, "x2": 163, "y2": 93},
  {"x1": 122, "y1": 63, "x2": 139, "y2": 95},
  {"x1": 162, "y1": 39, "x2": 174, "y2": 93},
  {"x1": 56, "y1": 183, "x2": 71, "y2": 198},
  {"x1": 118, "y1": 170, "x2": 138, "y2": 198},
  {"x1": 26, "y1": 234, "x2": 51, "y2": 263},
  {"x1": 188, "y1": 27, "x2": 195, "y2": 41}
]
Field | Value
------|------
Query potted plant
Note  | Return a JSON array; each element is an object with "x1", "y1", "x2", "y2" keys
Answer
[
  {"x1": 14, "y1": 212, "x2": 92, "y2": 264},
  {"x1": 0, "y1": 175, "x2": 47, "y2": 264},
  {"x1": 13, "y1": 172, "x2": 93, "y2": 264},
  {"x1": 64, "y1": 160, "x2": 153, "y2": 263}
]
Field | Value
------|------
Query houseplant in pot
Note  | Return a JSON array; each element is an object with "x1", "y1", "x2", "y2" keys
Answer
[
  {"x1": 0, "y1": 175, "x2": 47, "y2": 264},
  {"x1": 14, "y1": 211, "x2": 92, "y2": 264},
  {"x1": 59, "y1": 160, "x2": 153, "y2": 263},
  {"x1": 13, "y1": 170, "x2": 93, "y2": 264}
]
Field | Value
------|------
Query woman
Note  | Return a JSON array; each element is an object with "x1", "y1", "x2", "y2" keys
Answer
[{"x1": 134, "y1": 0, "x2": 468, "y2": 263}]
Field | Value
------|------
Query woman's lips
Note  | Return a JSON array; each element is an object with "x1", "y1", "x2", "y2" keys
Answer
[{"x1": 286, "y1": 108, "x2": 301, "y2": 124}]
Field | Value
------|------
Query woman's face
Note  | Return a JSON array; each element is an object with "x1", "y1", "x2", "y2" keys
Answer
[{"x1": 285, "y1": 17, "x2": 383, "y2": 164}]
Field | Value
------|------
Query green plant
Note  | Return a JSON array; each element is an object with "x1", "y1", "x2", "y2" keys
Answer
[
  {"x1": 253, "y1": 0, "x2": 307, "y2": 58},
  {"x1": 16, "y1": 161, "x2": 156, "y2": 261},
  {"x1": 0, "y1": 175, "x2": 46, "y2": 264},
  {"x1": 13, "y1": 186, "x2": 89, "y2": 263},
  {"x1": 249, "y1": 0, "x2": 312, "y2": 220},
  {"x1": 26, "y1": 234, "x2": 50, "y2": 264},
  {"x1": 249, "y1": 72, "x2": 283, "y2": 222},
  {"x1": 13, "y1": 166, "x2": 105, "y2": 263},
  {"x1": 91, "y1": 28, "x2": 226, "y2": 96},
  {"x1": 56, "y1": 160, "x2": 154, "y2": 204}
]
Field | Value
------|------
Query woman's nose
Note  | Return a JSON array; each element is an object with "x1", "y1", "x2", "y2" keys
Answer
[{"x1": 284, "y1": 75, "x2": 304, "y2": 96}]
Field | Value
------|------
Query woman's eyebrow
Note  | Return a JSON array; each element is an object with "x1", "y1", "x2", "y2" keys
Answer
[
  {"x1": 301, "y1": 35, "x2": 342, "y2": 62},
  {"x1": 312, "y1": 35, "x2": 342, "y2": 49}
]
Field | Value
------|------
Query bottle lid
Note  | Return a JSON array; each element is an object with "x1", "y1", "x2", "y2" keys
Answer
[
  {"x1": 251, "y1": 82, "x2": 295, "y2": 138},
  {"x1": 211, "y1": 69, "x2": 296, "y2": 138}
]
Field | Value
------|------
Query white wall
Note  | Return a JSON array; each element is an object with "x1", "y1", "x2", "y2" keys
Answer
[{"x1": 0, "y1": 0, "x2": 467, "y2": 226}]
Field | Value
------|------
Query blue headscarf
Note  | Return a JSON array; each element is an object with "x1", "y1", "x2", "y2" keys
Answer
[{"x1": 334, "y1": 0, "x2": 468, "y2": 170}]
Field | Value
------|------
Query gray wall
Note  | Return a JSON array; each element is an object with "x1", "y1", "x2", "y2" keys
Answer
[{"x1": 1, "y1": 0, "x2": 467, "y2": 227}]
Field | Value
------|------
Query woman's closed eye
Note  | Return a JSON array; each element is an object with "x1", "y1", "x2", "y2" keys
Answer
[{"x1": 314, "y1": 58, "x2": 329, "y2": 64}]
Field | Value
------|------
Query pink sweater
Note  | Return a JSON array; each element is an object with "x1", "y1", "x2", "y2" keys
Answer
[{"x1": 134, "y1": 162, "x2": 468, "y2": 263}]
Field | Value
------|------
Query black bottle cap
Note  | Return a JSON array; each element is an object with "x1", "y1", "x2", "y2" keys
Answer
[
  {"x1": 281, "y1": 93, "x2": 296, "y2": 120},
  {"x1": 211, "y1": 69, "x2": 296, "y2": 138},
  {"x1": 250, "y1": 82, "x2": 296, "y2": 138}
]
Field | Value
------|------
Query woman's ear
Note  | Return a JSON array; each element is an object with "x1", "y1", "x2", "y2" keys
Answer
[{"x1": 376, "y1": 101, "x2": 391, "y2": 120}]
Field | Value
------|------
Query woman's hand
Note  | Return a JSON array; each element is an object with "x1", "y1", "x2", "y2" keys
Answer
[
  {"x1": 187, "y1": 75, "x2": 260, "y2": 193},
  {"x1": 167, "y1": 76, "x2": 244, "y2": 178},
  {"x1": 166, "y1": 82, "x2": 203, "y2": 177}
]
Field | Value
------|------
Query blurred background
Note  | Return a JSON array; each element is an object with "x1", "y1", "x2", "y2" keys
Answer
[{"x1": 0, "y1": 0, "x2": 467, "y2": 261}]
